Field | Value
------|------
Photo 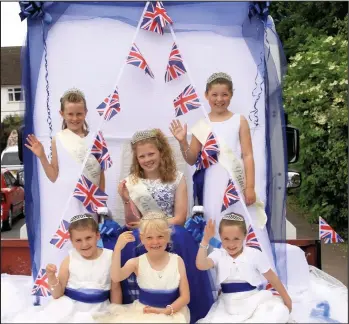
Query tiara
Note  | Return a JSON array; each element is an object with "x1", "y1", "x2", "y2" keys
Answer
[
  {"x1": 61, "y1": 88, "x2": 85, "y2": 99},
  {"x1": 131, "y1": 129, "x2": 157, "y2": 145},
  {"x1": 141, "y1": 211, "x2": 167, "y2": 221},
  {"x1": 222, "y1": 212, "x2": 245, "y2": 222},
  {"x1": 207, "y1": 72, "x2": 232, "y2": 84},
  {"x1": 70, "y1": 214, "x2": 94, "y2": 223}
]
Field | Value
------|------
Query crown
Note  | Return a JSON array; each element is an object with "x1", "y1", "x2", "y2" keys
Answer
[
  {"x1": 207, "y1": 72, "x2": 232, "y2": 84},
  {"x1": 222, "y1": 212, "x2": 245, "y2": 222},
  {"x1": 61, "y1": 87, "x2": 85, "y2": 99},
  {"x1": 141, "y1": 211, "x2": 167, "y2": 221},
  {"x1": 70, "y1": 213, "x2": 94, "y2": 223},
  {"x1": 131, "y1": 129, "x2": 157, "y2": 145}
]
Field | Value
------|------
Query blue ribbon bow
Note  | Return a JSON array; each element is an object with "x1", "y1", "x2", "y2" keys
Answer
[
  {"x1": 19, "y1": 1, "x2": 52, "y2": 24},
  {"x1": 185, "y1": 215, "x2": 206, "y2": 243}
]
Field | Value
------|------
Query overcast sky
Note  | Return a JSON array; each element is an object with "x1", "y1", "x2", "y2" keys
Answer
[{"x1": 1, "y1": 2, "x2": 27, "y2": 47}]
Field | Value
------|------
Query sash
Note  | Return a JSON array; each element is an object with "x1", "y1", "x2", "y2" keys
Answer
[
  {"x1": 191, "y1": 118, "x2": 267, "y2": 229},
  {"x1": 139, "y1": 288, "x2": 179, "y2": 308},
  {"x1": 64, "y1": 287, "x2": 110, "y2": 303},
  {"x1": 56, "y1": 129, "x2": 101, "y2": 186},
  {"x1": 125, "y1": 175, "x2": 165, "y2": 216},
  {"x1": 221, "y1": 282, "x2": 256, "y2": 294}
]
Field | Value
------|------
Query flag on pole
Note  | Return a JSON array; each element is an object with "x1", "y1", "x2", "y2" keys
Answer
[
  {"x1": 165, "y1": 43, "x2": 187, "y2": 82},
  {"x1": 319, "y1": 216, "x2": 344, "y2": 244},
  {"x1": 96, "y1": 87, "x2": 121, "y2": 121},
  {"x1": 127, "y1": 43, "x2": 154, "y2": 79},
  {"x1": 173, "y1": 84, "x2": 200, "y2": 116}
]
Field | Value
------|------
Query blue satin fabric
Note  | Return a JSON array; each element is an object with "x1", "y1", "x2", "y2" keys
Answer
[
  {"x1": 108, "y1": 224, "x2": 214, "y2": 323},
  {"x1": 139, "y1": 288, "x2": 179, "y2": 308},
  {"x1": 221, "y1": 282, "x2": 256, "y2": 294},
  {"x1": 64, "y1": 287, "x2": 110, "y2": 303}
]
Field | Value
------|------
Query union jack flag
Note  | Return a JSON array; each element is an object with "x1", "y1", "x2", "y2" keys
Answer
[
  {"x1": 96, "y1": 87, "x2": 121, "y2": 121},
  {"x1": 154, "y1": 2, "x2": 173, "y2": 28},
  {"x1": 319, "y1": 216, "x2": 344, "y2": 244},
  {"x1": 32, "y1": 268, "x2": 51, "y2": 297},
  {"x1": 50, "y1": 219, "x2": 70, "y2": 249},
  {"x1": 91, "y1": 131, "x2": 113, "y2": 170},
  {"x1": 73, "y1": 175, "x2": 108, "y2": 213},
  {"x1": 140, "y1": 2, "x2": 163, "y2": 35},
  {"x1": 127, "y1": 43, "x2": 154, "y2": 79},
  {"x1": 245, "y1": 224, "x2": 262, "y2": 251},
  {"x1": 266, "y1": 282, "x2": 280, "y2": 296},
  {"x1": 165, "y1": 43, "x2": 187, "y2": 82},
  {"x1": 221, "y1": 178, "x2": 240, "y2": 212},
  {"x1": 173, "y1": 84, "x2": 201, "y2": 117}
]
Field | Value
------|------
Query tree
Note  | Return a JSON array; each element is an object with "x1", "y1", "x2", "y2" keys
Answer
[{"x1": 0, "y1": 115, "x2": 23, "y2": 154}]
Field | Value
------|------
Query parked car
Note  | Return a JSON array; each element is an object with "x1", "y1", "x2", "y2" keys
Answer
[
  {"x1": 1, "y1": 169, "x2": 25, "y2": 231},
  {"x1": 1, "y1": 145, "x2": 23, "y2": 175}
]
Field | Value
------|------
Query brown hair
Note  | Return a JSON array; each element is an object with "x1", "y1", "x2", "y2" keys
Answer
[
  {"x1": 60, "y1": 91, "x2": 89, "y2": 134},
  {"x1": 130, "y1": 129, "x2": 177, "y2": 182},
  {"x1": 68, "y1": 215, "x2": 99, "y2": 238},
  {"x1": 218, "y1": 213, "x2": 247, "y2": 236},
  {"x1": 205, "y1": 77, "x2": 233, "y2": 94}
]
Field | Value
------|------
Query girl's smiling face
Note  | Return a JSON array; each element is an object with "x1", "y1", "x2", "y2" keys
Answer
[
  {"x1": 205, "y1": 83, "x2": 233, "y2": 114},
  {"x1": 220, "y1": 225, "x2": 245, "y2": 258}
]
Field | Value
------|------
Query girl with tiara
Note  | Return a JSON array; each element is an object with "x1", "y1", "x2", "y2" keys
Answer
[
  {"x1": 114, "y1": 128, "x2": 214, "y2": 322},
  {"x1": 95, "y1": 212, "x2": 190, "y2": 323},
  {"x1": 196, "y1": 213, "x2": 291, "y2": 323},
  {"x1": 25, "y1": 88, "x2": 105, "y2": 191},
  {"x1": 12, "y1": 214, "x2": 121, "y2": 323}
]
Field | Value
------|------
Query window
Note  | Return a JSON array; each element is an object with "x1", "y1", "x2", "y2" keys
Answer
[{"x1": 8, "y1": 88, "x2": 23, "y2": 102}]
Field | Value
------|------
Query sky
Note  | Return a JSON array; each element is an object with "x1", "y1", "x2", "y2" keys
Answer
[{"x1": 1, "y1": 2, "x2": 27, "y2": 47}]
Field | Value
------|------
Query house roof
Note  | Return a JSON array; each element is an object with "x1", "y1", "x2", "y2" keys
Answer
[{"x1": 1, "y1": 46, "x2": 22, "y2": 86}]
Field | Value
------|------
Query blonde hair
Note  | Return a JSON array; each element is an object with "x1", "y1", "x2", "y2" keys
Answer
[
  {"x1": 139, "y1": 213, "x2": 172, "y2": 238},
  {"x1": 130, "y1": 129, "x2": 177, "y2": 182},
  {"x1": 219, "y1": 213, "x2": 247, "y2": 236},
  {"x1": 60, "y1": 90, "x2": 89, "y2": 134}
]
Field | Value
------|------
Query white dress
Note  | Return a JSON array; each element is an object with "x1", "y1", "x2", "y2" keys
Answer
[
  {"x1": 95, "y1": 253, "x2": 190, "y2": 323},
  {"x1": 198, "y1": 247, "x2": 290, "y2": 323},
  {"x1": 11, "y1": 248, "x2": 113, "y2": 323}
]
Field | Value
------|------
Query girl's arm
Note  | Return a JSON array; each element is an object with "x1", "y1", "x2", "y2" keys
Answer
[
  {"x1": 196, "y1": 219, "x2": 215, "y2": 270},
  {"x1": 239, "y1": 116, "x2": 256, "y2": 205},
  {"x1": 168, "y1": 177, "x2": 188, "y2": 226},
  {"x1": 166, "y1": 256, "x2": 190, "y2": 314},
  {"x1": 263, "y1": 269, "x2": 292, "y2": 312},
  {"x1": 47, "y1": 256, "x2": 69, "y2": 299},
  {"x1": 110, "y1": 281, "x2": 122, "y2": 304},
  {"x1": 111, "y1": 231, "x2": 137, "y2": 282},
  {"x1": 99, "y1": 170, "x2": 105, "y2": 192}
]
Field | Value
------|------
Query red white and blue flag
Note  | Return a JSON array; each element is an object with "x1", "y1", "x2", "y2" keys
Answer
[
  {"x1": 245, "y1": 224, "x2": 262, "y2": 251},
  {"x1": 221, "y1": 178, "x2": 240, "y2": 212},
  {"x1": 140, "y1": 2, "x2": 163, "y2": 35},
  {"x1": 96, "y1": 87, "x2": 121, "y2": 121},
  {"x1": 319, "y1": 216, "x2": 344, "y2": 244},
  {"x1": 165, "y1": 43, "x2": 187, "y2": 82},
  {"x1": 73, "y1": 175, "x2": 108, "y2": 213},
  {"x1": 173, "y1": 84, "x2": 200, "y2": 117},
  {"x1": 50, "y1": 219, "x2": 70, "y2": 249},
  {"x1": 154, "y1": 2, "x2": 173, "y2": 28},
  {"x1": 91, "y1": 131, "x2": 113, "y2": 170},
  {"x1": 127, "y1": 43, "x2": 154, "y2": 79},
  {"x1": 32, "y1": 268, "x2": 51, "y2": 297},
  {"x1": 266, "y1": 282, "x2": 280, "y2": 296}
]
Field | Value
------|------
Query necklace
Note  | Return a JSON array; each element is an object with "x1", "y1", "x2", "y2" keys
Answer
[{"x1": 157, "y1": 270, "x2": 164, "y2": 278}]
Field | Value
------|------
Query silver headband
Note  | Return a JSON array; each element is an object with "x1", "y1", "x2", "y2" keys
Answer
[
  {"x1": 141, "y1": 211, "x2": 167, "y2": 221},
  {"x1": 61, "y1": 87, "x2": 85, "y2": 99},
  {"x1": 222, "y1": 212, "x2": 245, "y2": 222},
  {"x1": 70, "y1": 213, "x2": 94, "y2": 224},
  {"x1": 131, "y1": 129, "x2": 157, "y2": 145},
  {"x1": 207, "y1": 72, "x2": 232, "y2": 85}
]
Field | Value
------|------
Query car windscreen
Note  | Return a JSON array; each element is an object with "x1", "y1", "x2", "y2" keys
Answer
[{"x1": 1, "y1": 152, "x2": 21, "y2": 166}]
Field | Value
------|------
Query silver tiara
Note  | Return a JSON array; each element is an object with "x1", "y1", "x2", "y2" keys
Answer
[
  {"x1": 207, "y1": 72, "x2": 232, "y2": 84},
  {"x1": 70, "y1": 214, "x2": 94, "y2": 223},
  {"x1": 61, "y1": 88, "x2": 85, "y2": 99},
  {"x1": 222, "y1": 212, "x2": 245, "y2": 222},
  {"x1": 141, "y1": 211, "x2": 167, "y2": 221},
  {"x1": 131, "y1": 129, "x2": 157, "y2": 145}
]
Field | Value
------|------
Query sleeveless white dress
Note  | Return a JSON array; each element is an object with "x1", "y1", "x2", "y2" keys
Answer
[
  {"x1": 95, "y1": 253, "x2": 190, "y2": 323},
  {"x1": 12, "y1": 248, "x2": 113, "y2": 323}
]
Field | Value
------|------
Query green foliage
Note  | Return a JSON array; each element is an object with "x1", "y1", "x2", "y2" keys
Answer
[
  {"x1": 283, "y1": 25, "x2": 348, "y2": 238},
  {"x1": 0, "y1": 115, "x2": 23, "y2": 154}
]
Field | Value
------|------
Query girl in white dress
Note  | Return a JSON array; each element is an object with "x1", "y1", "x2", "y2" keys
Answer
[
  {"x1": 196, "y1": 213, "x2": 292, "y2": 323},
  {"x1": 25, "y1": 88, "x2": 105, "y2": 190},
  {"x1": 95, "y1": 212, "x2": 190, "y2": 323},
  {"x1": 12, "y1": 214, "x2": 122, "y2": 323}
]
